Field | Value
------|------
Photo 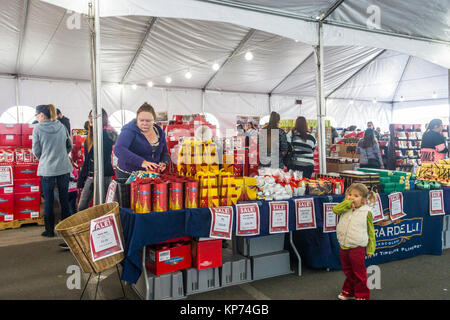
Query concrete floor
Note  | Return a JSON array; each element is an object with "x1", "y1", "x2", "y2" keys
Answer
[{"x1": 0, "y1": 223, "x2": 448, "y2": 300}]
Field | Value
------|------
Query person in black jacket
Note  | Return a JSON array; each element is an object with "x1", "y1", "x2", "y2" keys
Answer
[
  {"x1": 258, "y1": 111, "x2": 289, "y2": 169},
  {"x1": 77, "y1": 108, "x2": 118, "y2": 211},
  {"x1": 421, "y1": 119, "x2": 448, "y2": 163},
  {"x1": 56, "y1": 108, "x2": 71, "y2": 135}
]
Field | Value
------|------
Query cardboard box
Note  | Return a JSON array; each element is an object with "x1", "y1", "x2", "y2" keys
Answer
[
  {"x1": 146, "y1": 242, "x2": 192, "y2": 276},
  {"x1": 192, "y1": 239, "x2": 222, "y2": 270},
  {"x1": 14, "y1": 164, "x2": 38, "y2": 180},
  {"x1": 14, "y1": 178, "x2": 40, "y2": 193},
  {"x1": 0, "y1": 207, "x2": 14, "y2": 222},
  {"x1": 0, "y1": 123, "x2": 21, "y2": 135},
  {"x1": 15, "y1": 192, "x2": 41, "y2": 209},
  {"x1": 21, "y1": 134, "x2": 33, "y2": 148},
  {"x1": 21, "y1": 123, "x2": 36, "y2": 135},
  {"x1": 0, "y1": 194, "x2": 14, "y2": 210},
  {"x1": 0, "y1": 134, "x2": 21, "y2": 147},
  {"x1": 15, "y1": 206, "x2": 40, "y2": 220},
  {"x1": 326, "y1": 161, "x2": 356, "y2": 173},
  {"x1": 0, "y1": 186, "x2": 14, "y2": 195}
]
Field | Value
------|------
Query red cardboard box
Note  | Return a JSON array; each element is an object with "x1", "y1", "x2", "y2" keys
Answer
[
  {"x1": 0, "y1": 134, "x2": 21, "y2": 147},
  {"x1": 145, "y1": 242, "x2": 192, "y2": 275},
  {"x1": 0, "y1": 186, "x2": 14, "y2": 195},
  {"x1": 15, "y1": 192, "x2": 41, "y2": 209},
  {"x1": 14, "y1": 164, "x2": 38, "y2": 180},
  {"x1": 21, "y1": 134, "x2": 33, "y2": 148},
  {"x1": 0, "y1": 123, "x2": 21, "y2": 135},
  {"x1": 0, "y1": 194, "x2": 14, "y2": 210},
  {"x1": 14, "y1": 178, "x2": 40, "y2": 193},
  {"x1": 191, "y1": 239, "x2": 222, "y2": 270},
  {"x1": 21, "y1": 123, "x2": 35, "y2": 135},
  {"x1": 15, "y1": 206, "x2": 40, "y2": 220},
  {"x1": 0, "y1": 207, "x2": 14, "y2": 222}
]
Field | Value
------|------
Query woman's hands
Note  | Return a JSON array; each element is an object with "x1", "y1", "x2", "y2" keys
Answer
[{"x1": 141, "y1": 160, "x2": 168, "y2": 172}]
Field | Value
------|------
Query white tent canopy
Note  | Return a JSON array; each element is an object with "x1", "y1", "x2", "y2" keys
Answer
[{"x1": 0, "y1": 0, "x2": 448, "y2": 132}]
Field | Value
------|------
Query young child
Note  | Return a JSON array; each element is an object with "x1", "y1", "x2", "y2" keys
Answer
[{"x1": 332, "y1": 183, "x2": 376, "y2": 300}]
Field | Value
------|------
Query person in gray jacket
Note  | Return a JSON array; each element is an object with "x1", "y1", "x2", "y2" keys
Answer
[
  {"x1": 32, "y1": 104, "x2": 73, "y2": 238},
  {"x1": 356, "y1": 128, "x2": 383, "y2": 169}
]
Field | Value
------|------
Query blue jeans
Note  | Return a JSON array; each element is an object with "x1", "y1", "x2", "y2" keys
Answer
[{"x1": 41, "y1": 173, "x2": 70, "y2": 234}]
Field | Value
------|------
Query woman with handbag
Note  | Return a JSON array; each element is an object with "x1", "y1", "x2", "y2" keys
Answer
[
  {"x1": 357, "y1": 128, "x2": 383, "y2": 169},
  {"x1": 32, "y1": 104, "x2": 73, "y2": 238}
]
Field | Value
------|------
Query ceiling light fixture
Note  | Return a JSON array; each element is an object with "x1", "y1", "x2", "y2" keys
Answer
[
  {"x1": 165, "y1": 77, "x2": 172, "y2": 84},
  {"x1": 245, "y1": 51, "x2": 253, "y2": 61},
  {"x1": 147, "y1": 81, "x2": 153, "y2": 87},
  {"x1": 212, "y1": 63, "x2": 220, "y2": 71},
  {"x1": 185, "y1": 71, "x2": 192, "y2": 79},
  {"x1": 131, "y1": 84, "x2": 137, "y2": 90}
]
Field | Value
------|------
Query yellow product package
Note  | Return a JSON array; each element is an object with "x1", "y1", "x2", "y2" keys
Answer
[{"x1": 244, "y1": 177, "x2": 257, "y2": 201}]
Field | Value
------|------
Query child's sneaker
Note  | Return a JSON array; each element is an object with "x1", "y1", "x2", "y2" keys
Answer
[{"x1": 338, "y1": 292, "x2": 355, "y2": 300}]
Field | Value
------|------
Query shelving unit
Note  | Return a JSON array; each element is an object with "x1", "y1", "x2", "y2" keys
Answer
[{"x1": 387, "y1": 124, "x2": 422, "y2": 172}]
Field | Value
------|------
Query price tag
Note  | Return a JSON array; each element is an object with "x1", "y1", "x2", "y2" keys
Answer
[
  {"x1": 90, "y1": 213, "x2": 124, "y2": 262},
  {"x1": 323, "y1": 203, "x2": 339, "y2": 233},
  {"x1": 209, "y1": 206, "x2": 233, "y2": 240},
  {"x1": 370, "y1": 193, "x2": 384, "y2": 223},
  {"x1": 0, "y1": 166, "x2": 13, "y2": 187},
  {"x1": 4, "y1": 214, "x2": 13, "y2": 221},
  {"x1": 236, "y1": 203, "x2": 260, "y2": 236},
  {"x1": 429, "y1": 190, "x2": 445, "y2": 216},
  {"x1": 388, "y1": 192, "x2": 406, "y2": 221},
  {"x1": 269, "y1": 201, "x2": 289, "y2": 234},
  {"x1": 295, "y1": 198, "x2": 316, "y2": 230}
]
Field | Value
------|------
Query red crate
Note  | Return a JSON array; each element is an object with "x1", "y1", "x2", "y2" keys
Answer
[
  {"x1": 0, "y1": 134, "x2": 21, "y2": 147},
  {"x1": 15, "y1": 192, "x2": 41, "y2": 209},
  {"x1": 21, "y1": 123, "x2": 35, "y2": 135},
  {"x1": 14, "y1": 178, "x2": 40, "y2": 193},
  {"x1": 0, "y1": 123, "x2": 21, "y2": 135},
  {"x1": 0, "y1": 194, "x2": 14, "y2": 210},
  {"x1": 191, "y1": 239, "x2": 222, "y2": 270},
  {"x1": 14, "y1": 163, "x2": 38, "y2": 180},
  {"x1": 15, "y1": 205, "x2": 40, "y2": 220},
  {"x1": 0, "y1": 207, "x2": 14, "y2": 222},
  {"x1": 0, "y1": 185, "x2": 14, "y2": 195},
  {"x1": 145, "y1": 242, "x2": 192, "y2": 275},
  {"x1": 21, "y1": 134, "x2": 33, "y2": 148}
]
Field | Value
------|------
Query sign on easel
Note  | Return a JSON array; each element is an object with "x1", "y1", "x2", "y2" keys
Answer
[{"x1": 90, "y1": 213, "x2": 124, "y2": 262}]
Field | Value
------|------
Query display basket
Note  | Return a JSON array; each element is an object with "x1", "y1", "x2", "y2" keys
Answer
[{"x1": 55, "y1": 202, "x2": 124, "y2": 274}]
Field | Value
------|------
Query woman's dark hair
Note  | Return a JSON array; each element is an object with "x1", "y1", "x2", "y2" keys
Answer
[
  {"x1": 426, "y1": 119, "x2": 442, "y2": 132},
  {"x1": 36, "y1": 104, "x2": 57, "y2": 121},
  {"x1": 361, "y1": 128, "x2": 375, "y2": 148},
  {"x1": 294, "y1": 116, "x2": 308, "y2": 141},
  {"x1": 87, "y1": 108, "x2": 109, "y2": 152},
  {"x1": 265, "y1": 111, "x2": 281, "y2": 153}
]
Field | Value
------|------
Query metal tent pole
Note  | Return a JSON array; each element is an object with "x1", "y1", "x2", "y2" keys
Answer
[
  {"x1": 313, "y1": 22, "x2": 327, "y2": 174},
  {"x1": 89, "y1": 0, "x2": 104, "y2": 205}
]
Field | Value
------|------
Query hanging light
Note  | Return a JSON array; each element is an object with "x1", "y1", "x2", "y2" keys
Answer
[
  {"x1": 432, "y1": 91, "x2": 437, "y2": 99},
  {"x1": 131, "y1": 84, "x2": 137, "y2": 90},
  {"x1": 165, "y1": 76, "x2": 172, "y2": 84},
  {"x1": 185, "y1": 71, "x2": 192, "y2": 79},
  {"x1": 147, "y1": 81, "x2": 153, "y2": 87},
  {"x1": 372, "y1": 98, "x2": 377, "y2": 104},
  {"x1": 349, "y1": 99, "x2": 354, "y2": 105},
  {"x1": 400, "y1": 96, "x2": 404, "y2": 102},
  {"x1": 212, "y1": 63, "x2": 220, "y2": 71},
  {"x1": 245, "y1": 51, "x2": 253, "y2": 61}
]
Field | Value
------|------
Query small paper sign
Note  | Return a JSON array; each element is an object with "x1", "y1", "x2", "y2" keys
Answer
[
  {"x1": 90, "y1": 213, "x2": 124, "y2": 262},
  {"x1": 370, "y1": 193, "x2": 384, "y2": 223},
  {"x1": 323, "y1": 203, "x2": 339, "y2": 233},
  {"x1": 236, "y1": 203, "x2": 260, "y2": 236},
  {"x1": 269, "y1": 201, "x2": 289, "y2": 234},
  {"x1": 209, "y1": 206, "x2": 233, "y2": 240},
  {"x1": 4, "y1": 214, "x2": 13, "y2": 221},
  {"x1": 105, "y1": 180, "x2": 118, "y2": 203},
  {"x1": 388, "y1": 192, "x2": 406, "y2": 221},
  {"x1": 0, "y1": 166, "x2": 13, "y2": 187},
  {"x1": 295, "y1": 198, "x2": 316, "y2": 230},
  {"x1": 429, "y1": 190, "x2": 445, "y2": 216}
]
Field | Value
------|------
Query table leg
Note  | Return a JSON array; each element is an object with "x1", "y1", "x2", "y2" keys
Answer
[{"x1": 289, "y1": 231, "x2": 301, "y2": 276}]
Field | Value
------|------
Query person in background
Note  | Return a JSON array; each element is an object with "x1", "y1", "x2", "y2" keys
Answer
[
  {"x1": 245, "y1": 122, "x2": 258, "y2": 136},
  {"x1": 332, "y1": 183, "x2": 376, "y2": 300},
  {"x1": 77, "y1": 108, "x2": 118, "y2": 211},
  {"x1": 331, "y1": 127, "x2": 339, "y2": 144},
  {"x1": 237, "y1": 124, "x2": 246, "y2": 136},
  {"x1": 56, "y1": 108, "x2": 71, "y2": 135},
  {"x1": 258, "y1": 111, "x2": 289, "y2": 169},
  {"x1": 68, "y1": 167, "x2": 78, "y2": 215},
  {"x1": 114, "y1": 102, "x2": 170, "y2": 181},
  {"x1": 32, "y1": 104, "x2": 73, "y2": 241},
  {"x1": 421, "y1": 119, "x2": 448, "y2": 164},
  {"x1": 367, "y1": 121, "x2": 380, "y2": 141},
  {"x1": 287, "y1": 116, "x2": 317, "y2": 179},
  {"x1": 356, "y1": 128, "x2": 383, "y2": 169}
]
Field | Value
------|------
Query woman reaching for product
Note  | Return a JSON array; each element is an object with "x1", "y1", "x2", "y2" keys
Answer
[
  {"x1": 421, "y1": 119, "x2": 448, "y2": 164},
  {"x1": 114, "y1": 102, "x2": 170, "y2": 180}
]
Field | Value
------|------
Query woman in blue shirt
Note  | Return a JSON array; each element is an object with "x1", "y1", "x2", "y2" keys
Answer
[{"x1": 114, "y1": 103, "x2": 170, "y2": 180}]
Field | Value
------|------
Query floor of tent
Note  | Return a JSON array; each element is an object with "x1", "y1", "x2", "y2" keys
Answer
[{"x1": 0, "y1": 217, "x2": 448, "y2": 300}]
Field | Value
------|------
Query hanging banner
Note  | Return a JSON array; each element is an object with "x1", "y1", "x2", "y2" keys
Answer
[
  {"x1": 209, "y1": 206, "x2": 233, "y2": 240},
  {"x1": 269, "y1": 201, "x2": 289, "y2": 234},
  {"x1": 370, "y1": 193, "x2": 384, "y2": 223},
  {"x1": 295, "y1": 198, "x2": 316, "y2": 230},
  {"x1": 323, "y1": 203, "x2": 339, "y2": 233},
  {"x1": 388, "y1": 192, "x2": 406, "y2": 221},
  {"x1": 90, "y1": 213, "x2": 124, "y2": 262},
  {"x1": 429, "y1": 190, "x2": 445, "y2": 216},
  {"x1": 236, "y1": 203, "x2": 260, "y2": 236},
  {"x1": 0, "y1": 166, "x2": 13, "y2": 187}
]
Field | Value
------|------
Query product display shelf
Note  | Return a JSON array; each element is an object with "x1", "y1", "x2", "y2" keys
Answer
[{"x1": 387, "y1": 124, "x2": 422, "y2": 172}]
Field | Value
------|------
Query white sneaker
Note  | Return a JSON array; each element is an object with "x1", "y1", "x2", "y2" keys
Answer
[{"x1": 338, "y1": 292, "x2": 355, "y2": 300}]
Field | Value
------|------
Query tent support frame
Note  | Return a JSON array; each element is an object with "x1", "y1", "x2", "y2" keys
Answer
[{"x1": 314, "y1": 22, "x2": 326, "y2": 174}]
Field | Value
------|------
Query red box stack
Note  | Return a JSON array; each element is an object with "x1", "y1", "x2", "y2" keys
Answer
[
  {"x1": 145, "y1": 238, "x2": 192, "y2": 275},
  {"x1": 191, "y1": 239, "x2": 222, "y2": 270}
]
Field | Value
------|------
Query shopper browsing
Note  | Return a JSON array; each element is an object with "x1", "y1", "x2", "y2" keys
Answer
[
  {"x1": 356, "y1": 128, "x2": 383, "y2": 169},
  {"x1": 77, "y1": 109, "x2": 118, "y2": 211},
  {"x1": 114, "y1": 102, "x2": 170, "y2": 180},
  {"x1": 287, "y1": 116, "x2": 316, "y2": 179},
  {"x1": 421, "y1": 119, "x2": 448, "y2": 163},
  {"x1": 258, "y1": 111, "x2": 289, "y2": 169},
  {"x1": 332, "y1": 183, "x2": 376, "y2": 300},
  {"x1": 32, "y1": 104, "x2": 73, "y2": 238}
]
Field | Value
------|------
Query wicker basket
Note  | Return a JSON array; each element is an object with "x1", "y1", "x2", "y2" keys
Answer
[{"x1": 55, "y1": 202, "x2": 124, "y2": 274}]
